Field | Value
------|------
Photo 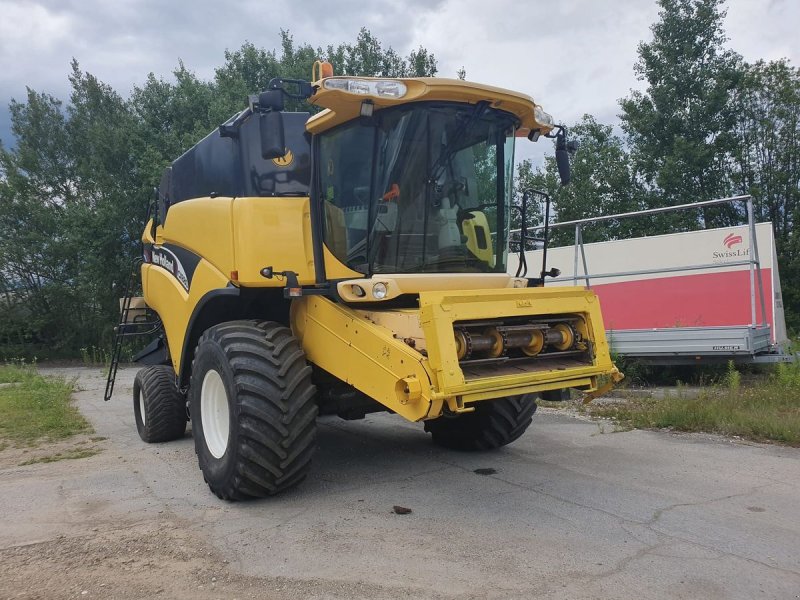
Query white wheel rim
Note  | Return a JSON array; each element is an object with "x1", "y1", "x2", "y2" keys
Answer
[
  {"x1": 200, "y1": 369, "x2": 230, "y2": 459},
  {"x1": 139, "y1": 393, "x2": 146, "y2": 426}
]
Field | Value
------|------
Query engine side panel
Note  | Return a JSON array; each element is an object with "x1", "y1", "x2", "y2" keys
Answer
[
  {"x1": 143, "y1": 196, "x2": 324, "y2": 376},
  {"x1": 142, "y1": 257, "x2": 231, "y2": 375}
]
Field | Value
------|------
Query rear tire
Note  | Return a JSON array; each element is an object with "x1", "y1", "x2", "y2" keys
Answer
[
  {"x1": 189, "y1": 320, "x2": 317, "y2": 501},
  {"x1": 133, "y1": 365, "x2": 187, "y2": 443},
  {"x1": 424, "y1": 394, "x2": 537, "y2": 451}
]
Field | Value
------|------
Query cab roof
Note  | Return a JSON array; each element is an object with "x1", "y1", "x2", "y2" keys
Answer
[{"x1": 306, "y1": 77, "x2": 554, "y2": 138}]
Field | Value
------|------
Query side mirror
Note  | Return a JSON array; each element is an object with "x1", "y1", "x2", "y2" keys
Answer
[
  {"x1": 556, "y1": 148, "x2": 571, "y2": 186},
  {"x1": 260, "y1": 111, "x2": 286, "y2": 160},
  {"x1": 555, "y1": 129, "x2": 572, "y2": 186}
]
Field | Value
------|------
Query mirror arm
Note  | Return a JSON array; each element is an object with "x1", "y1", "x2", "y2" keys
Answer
[
  {"x1": 514, "y1": 189, "x2": 555, "y2": 286},
  {"x1": 267, "y1": 77, "x2": 316, "y2": 100},
  {"x1": 515, "y1": 190, "x2": 529, "y2": 278},
  {"x1": 539, "y1": 191, "x2": 552, "y2": 284}
]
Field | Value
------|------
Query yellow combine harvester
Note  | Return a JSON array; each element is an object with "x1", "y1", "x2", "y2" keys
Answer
[{"x1": 110, "y1": 62, "x2": 620, "y2": 500}]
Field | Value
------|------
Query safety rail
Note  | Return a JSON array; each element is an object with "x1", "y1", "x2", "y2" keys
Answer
[{"x1": 510, "y1": 194, "x2": 768, "y2": 330}]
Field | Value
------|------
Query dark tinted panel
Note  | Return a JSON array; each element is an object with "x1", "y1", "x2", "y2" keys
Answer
[
  {"x1": 241, "y1": 112, "x2": 311, "y2": 197},
  {"x1": 160, "y1": 111, "x2": 311, "y2": 207}
]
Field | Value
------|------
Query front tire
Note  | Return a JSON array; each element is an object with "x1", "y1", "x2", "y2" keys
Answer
[
  {"x1": 133, "y1": 365, "x2": 187, "y2": 443},
  {"x1": 189, "y1": 321, "x2": 317, "y2": 500},
  {"x1": 424, "y1": 394, "x2": 537, "y2": 451}
]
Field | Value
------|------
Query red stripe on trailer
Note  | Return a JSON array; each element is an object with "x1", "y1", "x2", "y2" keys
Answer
[{"x1": 592, "y1": 269, "x2": 773, "y2": 331}]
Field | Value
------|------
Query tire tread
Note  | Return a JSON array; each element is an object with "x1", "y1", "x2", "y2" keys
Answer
[
  {"x1": 134, "y1": 365, "x2": 187, "y2": 443},
  {"x1": 424, "y1": 394, "x2": 537, "y2": 451},
  {"x1": 192, "y1": 320, "x2": 317, "y2": 500}
]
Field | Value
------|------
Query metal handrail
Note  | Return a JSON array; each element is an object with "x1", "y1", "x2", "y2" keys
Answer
[
  {"x1": 547, "y1": 260, "x2": 753, "y2": 282},
  {"x1": 507, "y1": 194, "x2": 752, "y2": 235},
  {"x1": 511, "y1": 194, "x2": 768, "y2": 329},
  {"x1": 554, "y1": 195, "x2": 751, "y2": 229}
]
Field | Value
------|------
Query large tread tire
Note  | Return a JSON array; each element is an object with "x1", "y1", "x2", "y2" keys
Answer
[
  {"x1": 424, "y1": 394, "x2": 537, "y2": 451},
  {"x1": 189, "y1": 320, "x2": 317, "y2": 501},
  {"x1": 133, "y1": 365, "x2": 187, "y2": 443}
]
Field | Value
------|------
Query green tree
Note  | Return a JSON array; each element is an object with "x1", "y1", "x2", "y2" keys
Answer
[
  {"x1": 0, "y1": 29, "x2": 438, "y2": 358},
  {"x1": 0, "y1": 89, "x2": 72, "y2": 355},
  {"x1": 0, "y1": 63, "x2": 145, "y2": 356},
  {"x1": 515, "y1": 115, "x2": 645, "y2": 246},
  {"x1": 620, "y1": 0, "x2": 741, "y2": 229},
  {"x1": 731, "y1": 60, "x2": 800, "y2": 246},
  {"x1": 336, "y1": 28, "x2": 403, "y2": 77},
  {"x1": 731, "y1": 59, "x2": 800, "y2": 331},
  {"x1": 131, "y1": 62, "x2": 218, "y2": 183},
  {"x1": 406, "y1": 46, "x2": 438, "y2": 77}
]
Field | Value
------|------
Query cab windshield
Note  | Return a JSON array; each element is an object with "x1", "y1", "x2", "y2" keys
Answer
[{"x1": 319, "y1": 102, "x2": 516, "y2": 275}]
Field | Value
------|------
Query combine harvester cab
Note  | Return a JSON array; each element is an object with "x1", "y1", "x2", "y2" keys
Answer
[
  {"x1": 510, "y1": 195, "x2": 791, "y2": 365},
  {"x1": 106, "y1": 62, "x2": 622, "y2": 500}
]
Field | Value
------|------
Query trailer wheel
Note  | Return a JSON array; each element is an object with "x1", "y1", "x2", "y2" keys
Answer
[
  {"x1": 133, "y1": 365, "x2": 187, "y2": 443},
  {"x1": 424, "y1": 394, "x2": 537, "y2": 451},
  {"x1": 189, "y1": 321, "x2": 317, "y2": 501}
]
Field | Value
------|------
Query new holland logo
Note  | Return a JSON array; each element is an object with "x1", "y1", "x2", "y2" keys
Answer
[
  {"x1": 272, "y1": 148, "x2": 294, "y2": 167},
  {"x1": 723, "y1": 233, "x2": 743, "y2": 248},
  {"x1": 151, "y1": 246, "x2": 190, "y2": 291}
]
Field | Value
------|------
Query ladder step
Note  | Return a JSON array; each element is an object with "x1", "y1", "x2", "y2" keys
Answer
[{"x1": 105, "y1": 259, "x2": 155, "y2": 401}]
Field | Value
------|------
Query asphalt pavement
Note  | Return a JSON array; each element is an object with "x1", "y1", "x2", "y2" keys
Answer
[{"x1": 2, "y1": 366, "x2": 799, "y2": 599}]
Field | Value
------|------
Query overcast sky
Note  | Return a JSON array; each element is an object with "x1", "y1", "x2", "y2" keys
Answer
[{"x1": 1, "y1": 0, "x2": 798, "y2": 166}]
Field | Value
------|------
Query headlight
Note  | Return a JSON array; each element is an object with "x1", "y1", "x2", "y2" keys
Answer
[
  {"x1": 375, "y1": 81, "x2": 405, "y2": 97},
  {"x1": 372, "y1": 282, "x2": 388, "y2": 299},
  {"x1": 323, "y1": 78, "x2": 407, "y2": 99},
  {"x1": 534, "y1": 106, "x2": 554, "y2": 128}
]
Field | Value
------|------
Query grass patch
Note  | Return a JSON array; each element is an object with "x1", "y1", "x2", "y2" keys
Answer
[
  {"x1": 19, "y1": 447, "x2": 101, "y2": 466},
  {"x1": 584, "y1": 362, "x2": 800, "y2": 446},
  {"x1": 0, "y1": 364, "x2": 30, "y2": 384},
  {"x1": 0, "y1": 365, "x2": 92, "y2": 446}
]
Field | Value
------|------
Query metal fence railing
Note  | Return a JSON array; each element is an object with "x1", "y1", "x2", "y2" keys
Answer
[{"x1": 511, "y1": 195, "x2": 768, "y2": 329}]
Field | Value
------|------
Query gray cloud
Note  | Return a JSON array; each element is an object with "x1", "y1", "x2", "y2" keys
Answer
[{"x1": 1, "y1": 0, "x2": 798, "y2": 159}]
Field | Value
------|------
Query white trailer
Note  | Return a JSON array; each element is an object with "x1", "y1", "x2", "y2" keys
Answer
[{"x1": 509, "y1": 195, "x2": 791, "y2": 364}]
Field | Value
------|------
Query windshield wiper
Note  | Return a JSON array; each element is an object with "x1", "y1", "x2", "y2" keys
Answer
[
  {"x1": 394, "y1": 254, "x2": 485, "y2": 274},
  {"x1": 427, "y1": 101, "x2": 489, "y2": 184}
]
